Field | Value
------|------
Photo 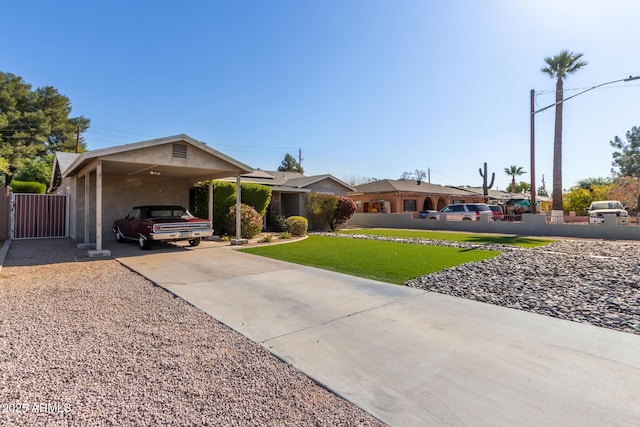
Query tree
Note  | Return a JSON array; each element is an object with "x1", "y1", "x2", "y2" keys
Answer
[
  {"x1": 576, "y1": 177, "x2": 612, "y2": 190},
  {"x1": 14, "y1": 154, "x2": 53, "y2": 185},
  {"x1": 277, "y1": 153, "x2": 303, "y2": 173},
  {"x1": 513, "y1": 181, "x2": 531, "y2": 194},
  {"x1": 504, "y1": 165, "x2": 526, "y2": 193},
  {"x1": 541, "y1": 50, "x2": 587, "y2": 212},
  {"x1": 346, "y1": 175, "x2": 378, "y2": 186},
  {"x1": 610, "y1": 126, "x2": 640, "y2": 178},
  {"x1": 610, "y1": 126, "x2": 640, "y2": 215},
  {"x1": 0, "y1": 71, "x2": 90, "y2": 185},
  {"x1": 400, "y1": 169, "x2": 426, "y2": 182},
  {"x1": 609, "y1": 176, "x2": 640, "y2": 215},
  {"x1": 563, "y1": 182, "x2": 613, "y2": 215}
]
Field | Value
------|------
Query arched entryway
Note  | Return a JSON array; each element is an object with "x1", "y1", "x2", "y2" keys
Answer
[{"x1": 422, "y1": 197, "x2": 434, "y2": 211}]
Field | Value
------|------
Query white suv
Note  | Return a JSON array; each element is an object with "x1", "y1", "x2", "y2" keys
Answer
[{"x1": 425, "y1": 203, "x2": 493, "y2": 221}]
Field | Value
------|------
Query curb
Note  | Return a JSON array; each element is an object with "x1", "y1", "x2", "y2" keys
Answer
[{"x1": 0, "y1": 239, "x2": 12, "y2": 273}]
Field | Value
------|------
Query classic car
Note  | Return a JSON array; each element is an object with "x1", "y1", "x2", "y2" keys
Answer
[{"x1": 113, "y1": 205, "x2": 213, "y2": 250}]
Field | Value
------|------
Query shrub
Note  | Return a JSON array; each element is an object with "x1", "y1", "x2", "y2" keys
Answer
[
  {"x1": 259, "y1": 233, "x2": 274, "y2": 243},
  {"x1": 305, "y1": 193, "x2": 337, "y2": 230},
  {"x1": 10, "y1": 180, "x2": 46, "y2": 194},
  {"x1": 241, "y1": 183, "x2": 272, "y2": 216},
  {"x1": 286, "y1": 216, "x2": 308, "y2": 236},
  {"x1": 192, "y1": 181, "x2": 271, "y2": 235},
  {"x1": 227, "y1": 203, "x2": 263, "y2": 239},
  {"x1": 279, "y1": 231, "x2": 292, "y2": 239},
  {"x1": 272, "y1": 213, "x2": 288, "y2": 232},
  {"x1": 305, "y1": 193, "x2": 357, "y2": 230},
  {"x1": 331, "y1": 196, "x2": 357, "y2": 230}
]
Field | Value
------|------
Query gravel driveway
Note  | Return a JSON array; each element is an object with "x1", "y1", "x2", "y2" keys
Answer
[
  {"x1": 3, "y1": 235, "x2": 639, "y2": 425},
  {"x1": 0, "y1": 239, "x2": 385, "y2": 426}
]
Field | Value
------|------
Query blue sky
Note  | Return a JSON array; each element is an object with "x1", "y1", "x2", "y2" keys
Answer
[{"x1": 4, "y1": 0, "x2": 640, "y2": 191}]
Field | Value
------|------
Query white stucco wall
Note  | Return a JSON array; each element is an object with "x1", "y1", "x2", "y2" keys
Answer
[{"x1": 71, "y1": 173, "x2": 201, "y2": 242}]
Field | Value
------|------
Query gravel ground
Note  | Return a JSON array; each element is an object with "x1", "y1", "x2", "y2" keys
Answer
[
  {"x1": 0, "y1": 239, "x2": 385, "y2": 427},
  {"x1": 322, "y1": 233, "x2": 640, "y2": 335}
]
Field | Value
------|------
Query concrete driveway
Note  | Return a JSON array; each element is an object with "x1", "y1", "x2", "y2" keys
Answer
[{"x1": 111, "y1": 241, "x2": 640, "y2": 426}]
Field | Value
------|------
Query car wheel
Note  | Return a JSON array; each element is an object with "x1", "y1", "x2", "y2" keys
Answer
[
  {"x1": 115, "y1": 228, "x2": 126, "y2": 243},
  {"x1": 462, "y1": 217, "x2": 472, "y2": 221},
  {"x1": 189, "y1": 238, "x2": 201, "y2": 247},
  {"x1": 138, "y1": 235, "x2": 151, "y2": 250},
  {"x1": 429, "y1": 217, "x2": 438, "y2": 220}
]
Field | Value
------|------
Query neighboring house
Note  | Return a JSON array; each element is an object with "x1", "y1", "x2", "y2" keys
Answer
[
  {"x1": 348, "y1": 179, "x2": 552, "y2": 215},
  {"x1": 349, "y1": 179, "x2": 483, "y2": 214},
  {"x1": 220, "y1": 170, "x2": 355, "y2": 228},
  {"x1": 49, "y1": 134, "x2": 252, "y2": 256}
]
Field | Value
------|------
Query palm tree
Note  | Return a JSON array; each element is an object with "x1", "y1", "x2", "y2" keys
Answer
[
  {"x1": 504, "y1": 165, "x2": 525, "y2": 193},
  {"x1": 541, "y1": 50, "x2": 588, "y2": 213}
]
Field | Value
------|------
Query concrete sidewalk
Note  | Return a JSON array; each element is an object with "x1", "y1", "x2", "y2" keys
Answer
[{"x1": 114, "y1": 244, "x2": 640, "y2": 426}]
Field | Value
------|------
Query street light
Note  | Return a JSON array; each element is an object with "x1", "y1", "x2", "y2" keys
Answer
[{"x1": 529, "y1": 75, "x2": 640, "y2": 215}]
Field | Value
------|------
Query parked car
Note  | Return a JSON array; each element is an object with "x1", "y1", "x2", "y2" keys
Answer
[
  {"x1": 488, "y1": 205, "x2": 504, "y2": 221},
  {"x1": 587, "y1": 200, "x2": 629, "y2": 224},
  {"x1": 113, "y1": 205, "x2": 213, "y2": 250},
  {"x1": 424, "y1": 203, "x2": 493, "y2": 221}
]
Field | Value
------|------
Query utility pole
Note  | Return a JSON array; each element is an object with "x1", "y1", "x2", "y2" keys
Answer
[
  {"x1": 298, "y1": 148, "x2": 303, "y2": 167},
  {"x1": 530, "y1": 89, "x2": 536, "y2": 214}
]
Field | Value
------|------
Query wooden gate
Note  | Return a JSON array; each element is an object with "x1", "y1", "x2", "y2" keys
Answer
[{"x1": 11, "y1": 193, "x2": 68, "y2": 239}]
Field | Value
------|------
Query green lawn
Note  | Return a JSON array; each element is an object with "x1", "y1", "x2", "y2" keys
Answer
[
  {"x1": 338, "y1": 229, "x2": 555, "y2": 248},
  {"x1": 240, "y1": 235, "x2": 500, "y2": 285}
]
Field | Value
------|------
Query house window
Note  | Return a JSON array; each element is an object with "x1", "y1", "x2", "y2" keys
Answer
[
  {"x1": 173, "y1": 143, "x2": 187, "y2": 159},
  {"x1": 403, "y1": 199, "x2": 417, "y2": 212}
]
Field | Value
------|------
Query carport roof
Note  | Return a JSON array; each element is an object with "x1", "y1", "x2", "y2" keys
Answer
[{"x1": 57, "y1": 134, "x2": 253, "y2": 184}]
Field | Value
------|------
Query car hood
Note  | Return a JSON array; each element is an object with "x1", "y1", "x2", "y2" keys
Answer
[{"x1": 589, "y1": 209, "x2": 628, "y2": 216}]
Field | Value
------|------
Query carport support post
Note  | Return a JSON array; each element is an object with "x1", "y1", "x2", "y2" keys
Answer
[
  {"x1": 84, "y1": 171, "x2": 90, "y2": 243},
  {"x1": 208, "y1": 180, "x2": 214, "y2": 235},
  {"x1": 231, "y1": 172, "x2": 248, "y2": 245},
  {"x1": 87, "y1": 160, "x2": 111, "y2": 257}
]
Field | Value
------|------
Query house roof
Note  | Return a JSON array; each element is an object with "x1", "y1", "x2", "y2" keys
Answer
[
  {"x1": 352, "y1": 179, "x2": 476, "y2": 196},
  {"x1": 449, "y1": 186, "x2": 518, "y2": 200},
  {"x1": 219, "y1": 170, "x2": 355, "y2": 193},
  {"x1": 49, "y1": 151, "x2": 81, "y2": 191},
  {"x1": 60, "y1": 134, "x2": 253, "y2": 182},
  {"x1": 49, "y1": 134, "x2": 254, "y2": 192}
]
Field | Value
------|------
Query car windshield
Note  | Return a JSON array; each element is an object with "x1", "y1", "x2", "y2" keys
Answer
[
  {"x1": 149, "y1": 208, "x2": 188, "y2": 218},
  {"x1": 591, "y1": 202, "x2": 622, "y2": 210},
  {"x1": 473, "y1": 204, "x2": 490, "y2": 211},
  {"x1": 489, "y1": 206, "x2": 502, "y2": 212}
]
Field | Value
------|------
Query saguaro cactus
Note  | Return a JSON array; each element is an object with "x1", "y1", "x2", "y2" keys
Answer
[{"x1": 479, "y1": 162, "x2": 495, "y2": 201}]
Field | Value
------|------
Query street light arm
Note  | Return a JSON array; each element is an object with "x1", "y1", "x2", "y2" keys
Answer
[{"x1": 533, "y1": 75, "x2": 640, "y2": 115}]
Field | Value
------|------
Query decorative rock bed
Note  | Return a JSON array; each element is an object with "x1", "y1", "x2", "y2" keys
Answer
[{"x1": 317, "y1": 233, "x2": 640, "y2": 335}]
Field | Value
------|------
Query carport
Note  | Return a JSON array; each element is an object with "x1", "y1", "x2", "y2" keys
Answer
[{"x1": 50, "y1": 134, "x2": 253, "y2": 256}]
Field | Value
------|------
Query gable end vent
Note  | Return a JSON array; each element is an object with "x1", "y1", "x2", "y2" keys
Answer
[{"x1": 173, "y1": 143, "x2": 187, "y2": 159}]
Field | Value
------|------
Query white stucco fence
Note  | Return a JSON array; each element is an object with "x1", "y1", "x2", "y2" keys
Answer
[{"x1": 348, "y1": 212, "x2": 640, "y2": 241}]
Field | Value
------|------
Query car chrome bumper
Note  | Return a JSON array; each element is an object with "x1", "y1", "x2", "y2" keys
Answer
[{"x1": 149, "y1": 230, "x2": 214, "y2": 241}]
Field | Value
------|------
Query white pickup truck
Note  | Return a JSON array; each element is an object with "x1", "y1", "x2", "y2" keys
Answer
[{"x1": 587, "y1": 200, "x2": 629, "y2": 225}]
